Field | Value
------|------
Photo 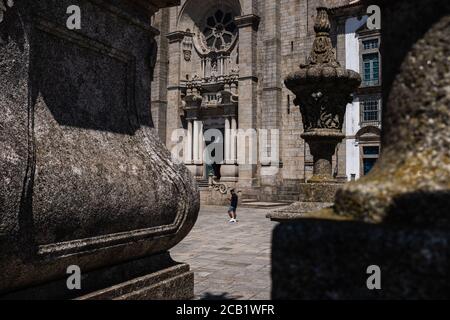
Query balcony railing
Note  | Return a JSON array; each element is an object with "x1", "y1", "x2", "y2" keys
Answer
[
  {"x1": 360, "y1": 120, "x2": 382, "y2": 128},
  {"x1": 362, "y1": 79, "x2": 380, "y2": 87}
]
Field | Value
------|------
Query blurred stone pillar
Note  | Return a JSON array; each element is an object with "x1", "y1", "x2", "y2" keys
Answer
[
  {"x1": 0, "y1": 0, "x2": 199, "y2": 299},
  {"x1": 271, "y1": 0, "x2": 450, "y2": 299}
]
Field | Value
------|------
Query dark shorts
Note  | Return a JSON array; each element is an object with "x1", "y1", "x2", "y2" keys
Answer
[{"x1": 228, "y1": 206, "x2": 237, "y2": 212}]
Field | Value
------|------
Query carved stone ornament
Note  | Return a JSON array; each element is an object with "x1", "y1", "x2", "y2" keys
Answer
[
  {"x1": 285, "y1": 7, "x2": 361, "y2": 182},
  {"x1": 183, "y1": 49, "x2": 191, "y2": 61}
]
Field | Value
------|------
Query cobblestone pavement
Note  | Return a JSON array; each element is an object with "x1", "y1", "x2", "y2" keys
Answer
[{"x1": 171, "y1": 205, "x2": 279, "y2": 300}]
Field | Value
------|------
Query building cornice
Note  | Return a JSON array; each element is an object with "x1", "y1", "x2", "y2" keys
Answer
[
  {"x1": 126, "y1": 0, "x2": 180, "y2": 18},
  {"x1": 166, "y1": 30, "x2": 191, "y2": 43},
  {"x1": 235, "y1": 14, "x2": 260, "y2": 31}
]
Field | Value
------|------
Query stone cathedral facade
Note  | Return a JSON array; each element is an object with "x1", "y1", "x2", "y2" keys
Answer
[{"x1": 151, "y1": 0, "x2": 382, "y2": 203}]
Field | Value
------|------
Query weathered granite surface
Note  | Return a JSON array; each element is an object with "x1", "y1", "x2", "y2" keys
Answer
[
  {"x1": 2, "y1": 252, "x2": 193, "y2": 300},
  {"x1": 0, "y1": 0, "x2": 198, "y2": 299},
  {"x1": 285, "y1": 7, "x2": 360, "y2": 183},
  {"x1": 267, "y1": 202, "x2": 333, "y2": 221}
]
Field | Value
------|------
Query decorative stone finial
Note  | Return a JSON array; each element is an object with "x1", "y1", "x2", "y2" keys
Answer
[{"x1": 304, "y1": 7, "x2": 340, "y2": 68}]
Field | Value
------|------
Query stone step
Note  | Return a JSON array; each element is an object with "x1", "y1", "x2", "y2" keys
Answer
[
  {"x1": 277, "y1": 195, "x2": 300, "y2": 201},
  {"x1": 278, "y1": 187, "x2": 300, "y2": 193},
  {"x1": 240, "y1": 202, "x2": 289, "y2": 209},
  {"x1": 196, "y1": 179, "x2": 209, "y2": 188},
  {"x1": 281, "y1": 180, "x2": 301, "y2": 187},
  {"x1": 278, "y1": 191, "x2": 299, "y2": 196},
  {"x1": 242, "y1": 198, "x2": 258, "y2": 203}
]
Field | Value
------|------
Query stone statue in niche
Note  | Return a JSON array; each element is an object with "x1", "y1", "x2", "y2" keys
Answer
[
  {"x1": 211, "y1": 59, "x2": 218, "y2": 77},
  {"x1": 183, "y1": 49, "x2": 191, "y2": 62},
  {"x1": 182, "y1": 32, "x2": 193, "y2": 62}
]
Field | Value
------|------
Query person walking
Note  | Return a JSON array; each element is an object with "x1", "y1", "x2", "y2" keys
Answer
[{"x1": 227, "y1": 189, "x2": 238, "y2": 223}]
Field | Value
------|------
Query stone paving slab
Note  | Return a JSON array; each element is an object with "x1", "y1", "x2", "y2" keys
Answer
[{"x1": 171, "y1": 205, "x2": 278, "y2": 300}]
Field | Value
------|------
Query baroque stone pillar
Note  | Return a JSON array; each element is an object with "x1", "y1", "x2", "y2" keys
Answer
[
  {"x1": 285, "y1": 8, "x2": 361, "y2": 183},
  {"x1": 0, "y1": 0, "x2": 199, "y2": 299}
]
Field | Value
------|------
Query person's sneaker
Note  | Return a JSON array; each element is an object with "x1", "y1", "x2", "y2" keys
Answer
[{"x1": 229, "y1": 218, "x2": 236, "y2": 223}]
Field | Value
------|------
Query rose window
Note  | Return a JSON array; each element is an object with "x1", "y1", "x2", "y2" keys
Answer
[{"x1": 202, "y1": 10, "x2": 237, "y2": 51}]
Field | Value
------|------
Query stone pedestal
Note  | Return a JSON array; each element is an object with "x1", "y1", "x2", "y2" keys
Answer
[
  {"x1": 0, "y1": 0, "x2": 198, "y2": 299},
  {"x1": 271, "y1": 0, "x2": 450, "y2": 299},
  {"x1": 302, "y1": 130, "x2": 345, "y2": 183},
  {"x1": 2, "y1": 252, "x2": 193, "y2": 300},
  {"x1": 272, "y1": 8, "x2": 359, "y2": 215}
]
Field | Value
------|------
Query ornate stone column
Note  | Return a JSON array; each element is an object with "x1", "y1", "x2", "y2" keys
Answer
[
  {"x1": 0, "y1": 0, "x2": 199, "y2": 299},
  {"x1": 285, "y1": 7, "x2": 361, "y2": 183},
  {"x1": 279, "y1": 7, "x2": 360, "y2": 204}
]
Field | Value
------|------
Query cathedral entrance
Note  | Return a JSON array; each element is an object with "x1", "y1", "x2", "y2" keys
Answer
[{"x1": 203, "y1": 117, "x2": 225, "y2": 180}]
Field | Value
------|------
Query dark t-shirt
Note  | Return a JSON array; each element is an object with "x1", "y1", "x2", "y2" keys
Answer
[{"x1": 230, "y1": 194, "x2": 238, "y2": 208}]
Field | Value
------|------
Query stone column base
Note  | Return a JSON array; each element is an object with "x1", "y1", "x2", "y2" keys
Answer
[
  {"x1": 298, "y1": 182, "x2": 343, "y2": 203},
  {"x1": 1, "y1": 252, "x2": 193, "y2": 300}
]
